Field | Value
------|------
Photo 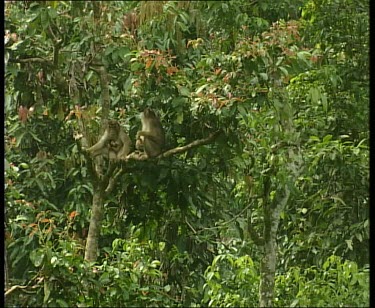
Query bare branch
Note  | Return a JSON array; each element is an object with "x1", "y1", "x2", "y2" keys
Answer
[
  {"x1": 8, "y1": 57, "x2": 53, "y2": 65},
  {"x1": 5, "y1": 285, "x2": 28, "y2": 296},
  {"x1": 124, "y1": 130, "x2": 222, "y2": 161}
]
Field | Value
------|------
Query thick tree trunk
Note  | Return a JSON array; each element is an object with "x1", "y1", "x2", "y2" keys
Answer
[
  {"x1": 259, "y1": 237, "x2": 277, "y2": 307},
  {"x1": 83, "y1": 65, "x2": 110, "y2": 262},
  {"x1": 259, "y1": 186, "x2": 290, "y2": 307},
  {"x1": 84, "y1": 189, "x2": 104, "y2": 262}
]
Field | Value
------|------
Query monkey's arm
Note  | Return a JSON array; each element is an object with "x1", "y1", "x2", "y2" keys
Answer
[
  {"x1": 136, "y1": 130, "x2": 165, "y2": 144},
  {"x1": 116, "y1": 130, "x2": 132, "y2": 158},
  {"x1": 89, "y1": 144, "x2": 110, "y2": 158},
  {"x1": 87, "y1": 130, "x2": 110, "y2": 157}
]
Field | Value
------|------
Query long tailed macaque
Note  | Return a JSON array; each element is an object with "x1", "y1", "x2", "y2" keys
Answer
[
  {"x1": 135, "y1": 108, "x2": 165, "y2": 158},
  {"x1": 87, "y1": 120, "x2": 131, "y2": 160}
]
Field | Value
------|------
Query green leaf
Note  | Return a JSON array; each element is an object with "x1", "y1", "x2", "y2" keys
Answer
[
  {"x1": 51, "y1": 256, "x2": 58, "y2": 266},
  {"x1": 30, "y1": 249, "x2": 45, "y2": 267},
  {"x1": 179, "y1": 86, "x2": 191, "y2": 97},
  {"x1": 321, "y1": 93, "x2": 328, "y2": 112},
  {"x1": 206, "y1": 271, "x2": 215, "y2": 281},
  {"x1": 322, "y1": 135, "x2": 332, "y2": 143},
  {"x1": 259, "y1": 73, "x2": 268, "y2": 80},
  {"x1": 309, "y1": 136, "x2": 320, "y2": 142},
  {"x1": 331, "y1": 195, "x2": 346, "y2": 206},
  {"x1": 29, "y1": 131, "x2": 43, "y2": 142},
  {"x1": 4, "y1": 50, "x2": 10, "y2": 65},
  {"x1": 123, "y1": 74, "x2": 133, "y2": 92},
  {"x1": 40, "y1": 10, "x2": 50, "y2": 30},
  {"x1": 47, "y1": 7, "x2": 58, "y2": 19},
  {"x1": 19, "y1": 163, "x2": 29, "y2": 169},
  {"x1": 56, "y1": 299, "x2": 69, "y2": 307},
  {"x1": 237, "y1": 105, "x2": 247, "y2": 118},
  {"x1": 364, "y1": 219, "x2": 369, "y2": 228},
  {"x1": 345, "y1": 239, "x2": 353, "y2": 250},
  {"x1": 44, "y1": 280, "x2": 51, "y2": 304},
  {"x1": 130, "y1": 62, "x2": 142, "y2": 71},
  {"x1": 330, "y1": 74, "x2": 338, "y2": 87},
  {"x1": 176, "y1": 112, "x2": 183, "y2": 124},
  {"x1": 278, "y1": 66, "x2": 289, "y2": 76},
  {"x1": 309, "y1": 87, "x2": 320, "y2": 104},
  {"x1": 355, "y1": 233, "x2": 363, "y2": 242},
  {"x1": 297, "y1": 51, "x2": 312, "y2": 65},
  {"x1": 159, "y1": 242, "x2": 166, "y2": 251},
  {"x1": 196, "y1": 84, "x2": 208, "y2": 94},
  {"x1": 8, "y1": 40, "x2": 24, "y2": 51},
  {"x1": 291, "y1": 299, "x2": 299, "y2": 307}
]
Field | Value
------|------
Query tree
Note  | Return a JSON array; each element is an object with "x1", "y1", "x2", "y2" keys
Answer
[{"x1": 5, "y1": 1, "x2": 368, "y2": 306}]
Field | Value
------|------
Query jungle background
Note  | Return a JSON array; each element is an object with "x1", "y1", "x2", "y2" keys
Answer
[{"x1": 5, "y1": 0, "x2": 369, "y2": 307}]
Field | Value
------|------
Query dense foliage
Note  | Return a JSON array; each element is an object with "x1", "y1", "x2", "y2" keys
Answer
[{"x1": 5, "y1": 0, "x2": 368, "y2": 307}]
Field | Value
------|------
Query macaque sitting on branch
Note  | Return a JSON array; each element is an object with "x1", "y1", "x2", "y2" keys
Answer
[
  {"x1": 87, "y1": 120, "x2": 131, "y2": 160},
  {"x1": 135, "y1": 108, "x2": 165, "y2": 158}
]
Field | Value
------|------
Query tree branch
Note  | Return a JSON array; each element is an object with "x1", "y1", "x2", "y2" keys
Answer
[
  {"x1": 104, "y1": 164, "x2": 124, "y2": 195},
  {"x1": 5, "y1": 284, "x2": 28, "y2": 296},
  {"x1": 8, "y1": 57, "x2": 54, "y2": 66},
  {"x1": 98, "y1": 130, "x2": 221, "y2": 194},
  {"x1": 124, "y1": 130, "x2": 222, "y2": 161},
  {"x1": 82, "y1": 130, "x2": 222, "y2": 194}
]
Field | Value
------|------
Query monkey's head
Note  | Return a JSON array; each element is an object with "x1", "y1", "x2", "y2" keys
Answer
[
  {"x1": 107, "y1": 120, "x2": 120, "y2": 131},
  {"x1": 141, "y1": 108, "x2": 157, "y2": 120}
]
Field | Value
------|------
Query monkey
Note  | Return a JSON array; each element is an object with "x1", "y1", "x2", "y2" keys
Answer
[
  {"x1": 123, "y1": 11, "x2": 138, "y2": 37},
  {"x1": 87, "y1": 120, "x2": 131, "y2": 160},
  {"x1": 135, "y1": 108, "x2": 165, "y2": 158}
]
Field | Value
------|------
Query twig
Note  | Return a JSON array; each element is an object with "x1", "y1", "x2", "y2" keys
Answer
[
  {"x1": 185, "y1": 217, "x2": 197, "y2": 234},
  {"x1": 5, "y1": 284, "x2": 28, "y2": 296}
]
